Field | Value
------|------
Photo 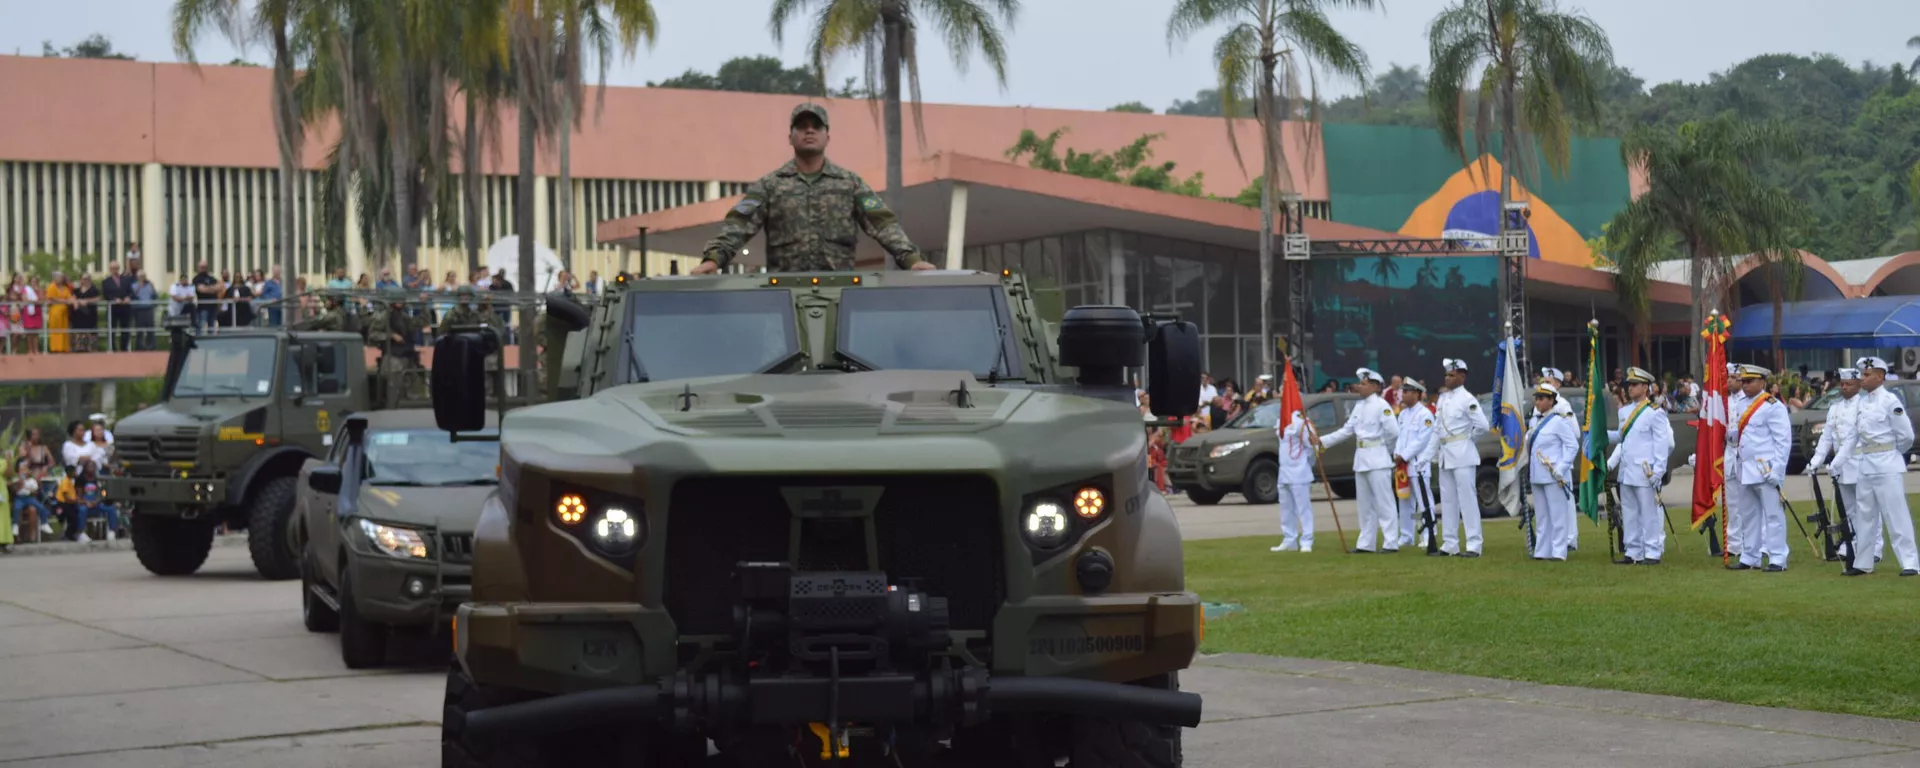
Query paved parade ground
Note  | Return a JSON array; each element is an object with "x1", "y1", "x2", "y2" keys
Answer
[{"x1": 4, "y1": 483, "x2": 1918, "y2": 767}]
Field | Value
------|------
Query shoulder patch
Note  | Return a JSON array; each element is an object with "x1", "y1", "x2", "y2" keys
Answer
[
  {"x1": 1469, "y1": 403, "x2": 1477, "y2": 409},
  {"x1": 1424, "y1": 418, "x2": 1433, "y2": 427},
  {"x1": 1384, "y1": 408, "x2": 1393, "y2": 416},
  {"x1": 1896, "y1": 407, "x2": 1905, "y2": 415},
  {"x1": 858, "y1": 193, "x2": 882, "y2": 211},
  {"x1": 731, "y1": 198, "x2": 761, "y2": 217}
]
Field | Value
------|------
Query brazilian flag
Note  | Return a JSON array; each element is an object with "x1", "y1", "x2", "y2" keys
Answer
[{"x1": 1575, "y1": 320, "x2": 1607, "y2": 522}]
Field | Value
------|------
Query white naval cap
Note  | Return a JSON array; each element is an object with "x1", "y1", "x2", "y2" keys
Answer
[
  {"x1": 1443, "y1": 358, "x2": 1469, "y2": 373},
  {"x1": 1836, "y1": 368, "x2": 1862, "y2": 381},
  {"x1": 1355, "y1": 367, "x2": 1385, "y2": 384},
  {"x1": 1402, "y1": 377, "x2": 1428, "y2": 393},
  {"x1": 1856, "y1": 356, "x2": 1890, "y2": 372},
  {"x1": 1623, "y1": 367, "x2": 1654, "y2": 384},
  {"x1": 1737, "y1": 364, "x2": 1772, "y2": 380},
  {"x1": 1539, "y1": 367, "x2": 1565, "y2": 382},
  {"x1": 1725, "y1": 362, "x2": 1740, "y2": 377},
  {"x1": 1533, "y1": 382, "x2": 1559, "y2": 397}
]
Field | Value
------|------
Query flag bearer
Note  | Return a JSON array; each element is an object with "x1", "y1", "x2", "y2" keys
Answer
[
  {"x1": 1728, "y1": 365, "x2": 1791, "y2": 571},
  {"x1": 1835, "y1": 357, "x2": 1920, "y2": 576},
  {"x1": 1393, "y1": 379, "x2": 1437, "y2": 549},
  {"x1": 1527, "y1": 383, "x2": 1578, "y2": 561},
  {"x1": 1607, "y1": 367, "x2": 1675, "y2": 564},
  {"x1": 1435, "y1": 359, "x2": 1490, "y2": 557},
  {"x1": 1315, "y1": 368, "x2": 1401, "y2": 553},
  {"x1": 1722, "y1": 362, "x2": 1750, "y2": 559},
  {"x1": 1273, "y1": 403, "x2": 1316, "y2": 553},
  {"x1": 1803, "y1": 368, "x2": 1862, "y2": 564}
]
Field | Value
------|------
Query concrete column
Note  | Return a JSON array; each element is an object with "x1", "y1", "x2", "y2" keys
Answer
[
  {"x1": 1107, "y1": 238, "x2": 1128, "y2": 307},
  {"x1": 705, "y1": 180, "x2": 722, "y2": 201},
  {"x1": 944, "y1": 182, "x2": 969, "y2": 270},
  {"x1": 533, "y1": 176, "x2": 551, "y2": 247},
  {"x1": 141, "y1": 162, "x2": 167, "y2": 287},
  {"x1": 100, "y1": 382, "x2": 117, "y2": 419},
  {"x1": 345, "y1": 173, "x2": 367, "y2": 279}
]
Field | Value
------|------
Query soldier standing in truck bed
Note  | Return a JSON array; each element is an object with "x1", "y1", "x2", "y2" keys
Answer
[{"x1": 693, "y1": 102, "x2": 938, "y2": 275}]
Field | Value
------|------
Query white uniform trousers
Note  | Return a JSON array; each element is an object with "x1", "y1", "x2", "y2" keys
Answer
[
  {"x1": 1620, "y1": 483, "x2": 1664, "y2": 561},
  {"x1": 1277, "y1": 483, "x2": 1314, "y2": 551},
  {"x1": 1397, "y1": 471, "x2": 1433, "y2": 548},
  {"x1": 1530, "y1": 482, "x2": 1570, "y2": 560},
  {"x1": 1724, "y1": 473, "x2": 1746, "y2": 557},
  {"x1": 1355, "y1": 468, "x2": 1398, "y2": 552},
  {"x1": 1437, "y1": 466, "x2": 1483, "y2": 554},
  {"x1": 1731, "y1": 481, "x2": 1787, "y2": 568},
  {"x1": 1853, "y1": 473, "x2": 1920, "y2": 573}
]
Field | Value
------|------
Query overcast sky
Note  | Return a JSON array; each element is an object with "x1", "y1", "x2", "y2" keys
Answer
[{"x1": 4, "y1": 0, "x2": 1916, "y2": 112}]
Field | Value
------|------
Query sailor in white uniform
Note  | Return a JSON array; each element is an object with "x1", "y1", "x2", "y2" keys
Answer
[
  {"x1": 1606, "y1": 367, "x2": 1674, "y2": 564},
  {"x1": 1727, "y1": 365, "x2": 1791, "y2": 571},
  {"x1": 1393, "y1": 379, "x2": 1438, "y2": 549},
  {"x1": 1721, "y1": 362, "x2": 1750, "y2": 559},
  {"x1": 1315, "y1": 368, "x2": 1401, "y2": 553},
  {"x1": 1273, "y1": 401, "x2": 1317, "y2": 553},
  {"x1": 1526, "y1": 383, "x2": 1579, "y2": 561},
  {"x1": 1803, "y1": 367, "x2": 1863, "y2": 565},
  {"x1": 1434, "y1": 359, "x2": 1490, "y2": 557},
  {"x1": 1536, "y1": 367, "x2": 1579, "y2": 551},
  {"x1": 1834, "y1": 357, "x2": 1920, "y2": 576}
]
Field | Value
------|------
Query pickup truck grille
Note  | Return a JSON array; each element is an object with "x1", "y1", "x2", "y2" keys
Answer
[
  {"x1": 1173, "y1": 446, "x2": 1201, "y2": 465},
  {"x1": 663, "y1": 474, "x2": 1004, "y2": 637},
  {"x1": 439, "y1": 533, "x2": 474, "y2": 564}
]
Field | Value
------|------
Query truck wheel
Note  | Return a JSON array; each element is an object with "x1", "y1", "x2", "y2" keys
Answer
[
  {"x1": 442, "y1": 662, "x2": 665, "y2": 767},
  {"x1": 1476, "y1": 468, "x2": 1503, "y2": 518},
  {"x1": 245, "y1": 476, "x2": 301, "y2": 580},
  {"x1": 1239, "y1": 458, "x2": 1279, "y2": 505},
  {"x1": 301, "y1": 551, "x2": 338, "y2": 633},
  {"x1": 1065, "y1": 673, "x2": 1184, "y2": 768},
  {"x1": 337, "y1": 568, "x2": 388, "y2": 669},
  {"x1": 132, "y1": 515, "x2": 215, "y2": 576},
  {"x1": 1183, "y1": 488, "x2": 1228, "y2": 506},
  {"x1": 1328, "y1": 479, "x2": 1356, "y2": 499}
]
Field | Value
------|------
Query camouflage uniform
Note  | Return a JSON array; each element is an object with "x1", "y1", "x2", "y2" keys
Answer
[
  {"x1": 701, "y1": 103, "x2": 925, "y2": 272},
  {"x1": 438, "y1": 287, "x2": 505, "y2": 391},
  {"x1": 293, "y1": 301, "x2": 346, "y2": 331},
  {"x1": 370, "y1": 288, "x2": 426, "y2": 408}
]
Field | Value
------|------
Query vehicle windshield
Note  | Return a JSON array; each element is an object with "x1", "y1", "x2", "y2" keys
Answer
[
  {"x1": 835, "y1": 286, "x2": 1024, "y2": 378},
  {"x1": 1806, "y1": 390, "x2": 1841, "y2": 410},
  {"x1": 365, "y1": 429, "x2": 499, "y2": 486},
  {"x1": 173, "y1": 337, "x2": 278, "y2": 398},
  {"x1": 1227, "y1": 401, "x2": 1281, "y2": 429},
  {"x1": 621, "y1": 290, "x2": 799, "y2": 382}
]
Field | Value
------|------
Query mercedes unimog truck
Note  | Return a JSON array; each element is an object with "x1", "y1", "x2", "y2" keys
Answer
[{"x1": 430, "y1": 269, "x2": 1207, "y2": 767}]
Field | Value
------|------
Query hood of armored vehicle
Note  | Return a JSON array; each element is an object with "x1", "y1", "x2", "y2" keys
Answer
[
  {"x1": 499, "y1": 370, "x2": 1147, "y2": 477},
  {"x1": 355, "y1": 484, "x2": 494, "y2": 531},
  {"x1": 115, "y1": 400, "x2": 264, "y2": 436}
]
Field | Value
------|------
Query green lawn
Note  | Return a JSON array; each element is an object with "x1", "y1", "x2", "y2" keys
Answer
[{"x1": 1187, "y1": 496, "x2": 1920, "y2": 720}]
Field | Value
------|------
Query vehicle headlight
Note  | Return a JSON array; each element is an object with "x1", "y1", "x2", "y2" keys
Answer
[
  {"x1": 1023, "y1": 501, "x2": 1072, "y2": 549},
  {"x1": 1209, "y1": 441, "x2": 1250, "y2": 459},
  {"x1": 552, "y1": 489, "x2": 648, "y2": 559},
  {"x1": 358, "y1": 519, "x2": 429, "y2": 559},
  {"x1": 592, "y1": 506, "x2": 640, "y2": 555},
  {"x1": 1810, "y1": 422, "x2": 1825, "y2": 436}
]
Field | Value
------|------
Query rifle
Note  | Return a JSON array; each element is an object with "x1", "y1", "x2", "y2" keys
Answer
[
  {"x1": 1518, "y1": 464, "x2": 1538, "y2": 553},
  {"x1": 1759, "y1": 460, "x2": 1821, "y2": 554},
  {"x1": 1807, "y1": 467, "x2": 1842, "y2": 562},
  {"x1": 1605, "y1": 480, "x2": 1629, "y2": 564},
  {"x1": 1415, "y1": 470, "x2": 1441, "y2": 556},
  {"x1": 1829, "y1": 470, "x2": 1857, "y2": 567}
]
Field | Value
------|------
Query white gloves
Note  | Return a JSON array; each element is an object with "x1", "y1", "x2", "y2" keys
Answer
[{"x1": 1804, "y1": 461, "x2": 1825, "y2": 475}]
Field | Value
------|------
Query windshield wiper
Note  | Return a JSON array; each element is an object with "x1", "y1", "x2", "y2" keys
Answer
[
  {"x1": 985, "y1": 321, "x2": 1012, "y2": 386},
  {"x1": 425, "y1": 478, "x2": 499, "y2": 486},
  {"x1": 622, "y1": 329, "x2": 650, "y2": 383},
  {"x1": 366, "y1": 479, "x2": 424, "y2": 486}
]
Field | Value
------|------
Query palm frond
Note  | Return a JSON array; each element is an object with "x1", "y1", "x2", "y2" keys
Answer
[{"x1": 1211, "y1": 23, "x2": 1259, "y2": 177}]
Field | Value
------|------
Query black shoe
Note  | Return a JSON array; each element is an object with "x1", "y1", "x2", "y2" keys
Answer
[
  {"x1": 1426, "y1": 550, "x2": 1452, "y2": 557},
  {"x1": 1843, "y1": 567, "x2": 1871, "y2": 576},
  {"x1": 1460, "y1": 551, "x2": 1481, "y2": 558},
  {"x1": 1614, "y1": 558, "x2": 1638, "y2": 565},
  {"x1": 1764, "y1": 564, "x2": 1787, "y2": 572},
  {"x1": 1380, "y1": 548, "x2": 1400, "y2": 554},
  {"x1": 1727, "y1": 563, "x2": 1753, "y2": 571},
  {"x1": 1353, "y1": 549, "x2": 1374, "y2": 554},
  {"x1": 1640, "y1": 559, "x2": 1661, "y2": 566},
  {"x1": 1902, "y1": 570, "x2": 1918, "y2": 577}
]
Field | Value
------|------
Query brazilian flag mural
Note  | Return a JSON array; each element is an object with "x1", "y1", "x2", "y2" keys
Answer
[{"x1": 1319, "y1": 124, "x2": 1632, "y2": 267}]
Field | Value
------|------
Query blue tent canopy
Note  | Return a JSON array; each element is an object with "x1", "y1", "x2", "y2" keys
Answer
[{"x1": 1729, "y1": 296, "x2": 1920, "y2": 350}]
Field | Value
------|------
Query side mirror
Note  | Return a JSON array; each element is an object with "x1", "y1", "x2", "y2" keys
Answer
[
  {"x1": 1056, "y1": 305, "x2": 1146, "y2": 387},
  {"x1": 308, "y1": 465, "x2": 343, "y2": 496},
  {"x1": 431, "y1": 331, "x2": 492, "y2": 433},
  {"x1": 344, "y1": 414, "x2": 369, "y2": 446},
  {"x1": 1146, "y1": 320, "x2": 1201, "y2": 417}
]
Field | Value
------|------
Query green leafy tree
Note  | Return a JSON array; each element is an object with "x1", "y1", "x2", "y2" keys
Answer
[
  {"x1": 649, "y1": 55, "x2": 825, "y2": 95},
  {"x1": 1107, "y1": 101, "x2": 1153, "y2": 113},
  {"x1": 1606, "y1": 113, "x2": 1810, "y2": 368},
  {"x1": 1167, "y1": 0, "x2": 1377, "y2": 377},
  {"x1": 1005, "y1": 129, "x2": 1208, "y2": 197},
  {"x1": 551, "y1": 1, "x2": 661, "y2": 270},
  {"x1": 42, "y1": 33, "x2": 136, "y2": 60},
  {"x1": 1165, "y1": 87, "x2": 1251, "y2": 116},
  {"x1": 770, "y1": 0, "x2": 1019, "y2": 212}
]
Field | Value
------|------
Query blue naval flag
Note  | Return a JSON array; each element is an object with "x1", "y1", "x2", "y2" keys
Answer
[{"x1": 1490, "y1": 337, "x2": 1528, "y2": 517}]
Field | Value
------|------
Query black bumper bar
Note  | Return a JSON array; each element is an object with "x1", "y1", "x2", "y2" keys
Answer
[{"x1": 455, "y1": 670, "x2": 1203, "y2": 739}]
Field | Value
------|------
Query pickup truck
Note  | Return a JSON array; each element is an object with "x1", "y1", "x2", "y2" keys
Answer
[{"x1": 1790, "y1": 381, "x2": 1920, "y2": 473}]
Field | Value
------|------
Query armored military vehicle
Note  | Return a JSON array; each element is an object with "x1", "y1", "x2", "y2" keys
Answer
[{"x1": 431, "y1": 269, "x2": 1207, "y2": 767}]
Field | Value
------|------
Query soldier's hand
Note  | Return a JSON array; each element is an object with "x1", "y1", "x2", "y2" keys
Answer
[
  {"x1": 909, "y1": 261, "x2": 937, "y2": 271},
  {"x1": 691, "y1": 260, "x2": 720, "y2": 275}
]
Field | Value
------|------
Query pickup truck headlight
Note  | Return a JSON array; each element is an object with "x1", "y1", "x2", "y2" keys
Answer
[
  {"x1": 358, "y1": 519, "x2": 429, "y2": 559},
  {"x1": 1209, "y1": 441, "x2": 1250, "y2": 459}
]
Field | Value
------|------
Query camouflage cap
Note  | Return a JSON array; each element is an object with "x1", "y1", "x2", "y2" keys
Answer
[{"x1": 791, "y1": 101, "x2": 829, "y2": 128}]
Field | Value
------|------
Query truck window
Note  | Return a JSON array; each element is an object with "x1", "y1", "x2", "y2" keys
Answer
[
  {"x1": 1307, "y1": 401, "x2": 1338, "y2": 430},
  {"x1": 835, "y1": 286, "x2": 1024, "y2": 379},
  {"x1": 173, "y1": 337, "x2": 277, "y2": 398},
  {"x1": 621, "y1": 290, "x2": 799, "y2": 382},
  {"x1": 314, "y1": 343, "x2": 349, "y2": 395}
]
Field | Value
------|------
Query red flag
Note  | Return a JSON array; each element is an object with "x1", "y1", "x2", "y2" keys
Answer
[
  {"x1": 1690, "y1": 313, "x2": 1730, "y2": 530},
  {"x1": 1279, "y1": 357, "x2": 1306, "y2": 433}
]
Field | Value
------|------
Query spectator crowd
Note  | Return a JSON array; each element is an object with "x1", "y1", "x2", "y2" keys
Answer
[{"x1": 3, "y1": 414, "x2": 121, "y2": 549}]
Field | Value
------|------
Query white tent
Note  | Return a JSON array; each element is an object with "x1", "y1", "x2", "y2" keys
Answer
[{"x1": 483, "y1": 235, "x2": 566, "y2": 293}]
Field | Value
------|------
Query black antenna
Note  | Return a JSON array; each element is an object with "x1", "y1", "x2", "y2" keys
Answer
[
  {"x1": 949, "y1": 378, "x2": 974, "y2": 408},
  {"x1": 676, "y1": 383, "x2": 698, "y2": 412}
]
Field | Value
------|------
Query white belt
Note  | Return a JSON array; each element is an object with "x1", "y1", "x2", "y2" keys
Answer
[
  {"x1": 1860, "y1": 442, "x2": 1894, "y2": 454},
  {"x1": 1358, "y1": 439, "x2": 1383, "y2": 449},
  {"x1": 1440, "y1": 434, "x2": 1469, "y2": 444}
]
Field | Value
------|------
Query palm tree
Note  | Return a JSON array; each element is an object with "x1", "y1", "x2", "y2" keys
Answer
[
  {"x1": 172, "y1": 0, "x2": 307, "y2": 322},
  {"x1": 1427, "y1": 0, "x2": 1611, "y2": 205},
  {"x1": 1371, "y1": 254, "x2": 1399, "y2": 283},
  {"x1": 770, "y1": 0, "x2": 1019, "y2": 215},
  {"x1": 1414, "y1": 259, "x2": 1439, "y2": 289},
  {"x1": 448, "y1": 1, "x2": 510, "y2": 275},
  {"x1": 1167, "y1": 0, "x2": 1377, "y2": 377},
  {"x1": 1908, "y1": 34, "x2": 1920, "y2": 71},
  {"x1": 1605, "y1": 113, "x2": 1809, "y2": 369},
  {"x1": 551, "y1": 1, "x2": 660, "y2": 270}
]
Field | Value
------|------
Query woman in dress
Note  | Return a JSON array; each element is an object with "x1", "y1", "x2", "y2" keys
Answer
[
  {"x1": 71, "y1": 274, "x2": 101, "y2": 352},
  {"x1": 44, "y1": 272, "x2": 73, "y2": 353},
  {"x1": 10, "y1": 275, "x2": 40, "y2": 355}
]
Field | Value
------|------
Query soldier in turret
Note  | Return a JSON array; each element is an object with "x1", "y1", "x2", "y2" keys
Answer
[{"x1": 293, "y1": 295, "x2": 347, "y2": 332}]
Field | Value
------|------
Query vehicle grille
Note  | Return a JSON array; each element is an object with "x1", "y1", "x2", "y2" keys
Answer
[
  {"x1": 126, "y1": 435, "x2": 200, "y2": 463},
  {"x1": 664, "y1": 474, "x2": 1004, "y2": 637},
  {"x1": 1173, "y1": 446, "x2": 1201, "y2": 465},
  {"x1": 439, "y1": 533, "x2": 474, "y2": 564}
]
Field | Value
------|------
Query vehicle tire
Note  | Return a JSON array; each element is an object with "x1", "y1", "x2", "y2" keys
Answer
[
  {"x1": 245, "y1": 476, "x2": 301, "y2": 580},
  {"x1": 301, "y1": 550, "x2": 338, "y2": 633},
  {"x1": 1474, "y1": 468, "x2": 1507, "y2": 518},
  {"x1": 1328, "y1": 479, "x2": 1356, "y2": 499},
  {"x1": 1785, "y1": 456, "x2": 1807, "y2": 475},
  {"x1": 1240, "y1": 457, "x2": 1279, "y2": 505},
  {"x1": 336, "y1": 567, "x2": 388, "y2": 669},
  {"x1": 1184, "y1": 488, "x2": 1228, "y2": 506},
  {"x1": 131, "y1": 514, "x2": 215, "y2": 576},
  {"x1": 442, "y1": 662, "x2": 669, "y2": 767},
  {"x1": 1065, "y1": 673, "x2": 1184, "y2": 768}
]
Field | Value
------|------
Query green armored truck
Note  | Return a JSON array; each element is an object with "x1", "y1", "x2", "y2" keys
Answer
[{"x1": 432, "y1": 270, "x2": 1207, "y2": 767}]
